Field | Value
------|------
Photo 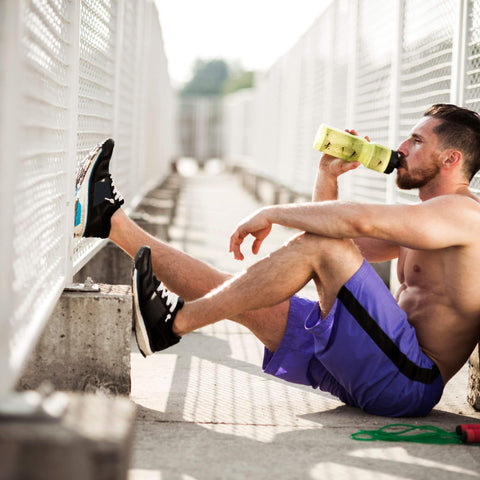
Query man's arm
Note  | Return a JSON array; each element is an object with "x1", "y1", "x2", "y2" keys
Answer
[
  {"x1": 230, "y1": 195, "x2": 480, "y2": 260},
  {"x1": 311, "y1": 134, "x2": 360, "y2": 202},
  {"x1": 312, "y1": 131, "x2": 399, "y2": 262}
]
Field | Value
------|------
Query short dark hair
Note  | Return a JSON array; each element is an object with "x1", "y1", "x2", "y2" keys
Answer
[{"x1": 424, "y1": 103, "x2": 480, "y2": 181}]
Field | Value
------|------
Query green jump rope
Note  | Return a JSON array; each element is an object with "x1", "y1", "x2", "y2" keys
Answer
[{"x1": 351, "y1": 423, "x2": 480, "y2": 445}]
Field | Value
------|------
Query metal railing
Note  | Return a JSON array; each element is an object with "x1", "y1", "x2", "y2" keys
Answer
[
  {"x1": 0, "y1": 0, "x2": 176, "y2": 397},
  {"x1": 222, "y1": 0, "x2": 480, "y2": 201}
]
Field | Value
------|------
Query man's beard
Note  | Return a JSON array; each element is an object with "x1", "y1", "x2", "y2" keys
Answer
[{"x1": 396, "y1": 161, "x2": 441, "y2": 190}]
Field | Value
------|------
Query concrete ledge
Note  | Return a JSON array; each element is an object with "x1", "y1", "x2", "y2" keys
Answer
[
  {"x1": 468, "y1": 344, "x2": 480, "y2": 410},
  {"x1": 130, "y1": 211, "x2": 170, "y2": 241},
  {"x1": 74, "y1": 242, "x2": 133, "y2": 286},
  {"x1": 17, "y1": 284, "x2": 132, "y2": 395},
  {"x1": 0, "y1": 393, "x2": 136, "y2": 480},
  {"x1": 137, "y1": 197, "x2": 175, "y2": 220},
  {"x1": 131, "y1": 173, "x2": 183, "y2": 241},
  {"x1": 237, "y1": 168, "x2": 309, "y2": 205}
]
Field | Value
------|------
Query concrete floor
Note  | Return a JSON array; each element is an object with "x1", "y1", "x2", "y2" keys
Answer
[{"x1": 128, "y1": 164, "x2": 480, "y2": 480}]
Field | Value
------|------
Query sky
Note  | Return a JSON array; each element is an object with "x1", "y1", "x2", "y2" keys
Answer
[{"x1": 154, "y1": 0, "x2": 332, "y2": 88}]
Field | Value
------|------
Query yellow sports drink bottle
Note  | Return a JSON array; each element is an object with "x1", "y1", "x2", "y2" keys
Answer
[{"x1": 313, "y1": 124, "x2": 400, "y2": 174}]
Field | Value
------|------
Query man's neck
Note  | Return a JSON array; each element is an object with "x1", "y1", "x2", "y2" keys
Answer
[{"x1": 418, "y1": 175, "x2": 470, "y2": 202}]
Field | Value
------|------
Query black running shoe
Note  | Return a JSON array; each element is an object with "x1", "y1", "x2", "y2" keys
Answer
[
  {"x1": 74, "y1": 139, "x2": 124, "y2": 238},
  {"x1": 132, "y1": 246, "x2": 184, "y2": 356}
]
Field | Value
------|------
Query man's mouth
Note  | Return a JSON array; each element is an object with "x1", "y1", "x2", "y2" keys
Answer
[{"x1": 396, "y1": 154, "x2": 407, "y2": 170}]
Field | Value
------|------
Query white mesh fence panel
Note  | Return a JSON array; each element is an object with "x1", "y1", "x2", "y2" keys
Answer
[
  {"x1": 347, "y1": 0, "x2": 395, "y2": 204},
  {"x1": 395, "y1": 0, "x2": 457, "y2": 204},
  {"x1": 72, "y1": 0, "x2": 118, "y2": 268},
  {"x1": 0, "y1": 0, "x2": 75, "y2": 396},
  {"x1": 0, "y1": 0, "x2": 175, "y2": 396},
  {"x1": 293, "y1": 15, "x2": 331, "y2": 196},
  {"x1": 222, "y1": 89, "x2": 254, "y2": 167},
  {"x1": 0, "y1": 0, "x2": 16, "y2": 393},
  {"x1": 111, "y1": 0, "x2": 140, "y2": 200},
  {"x1": 135, "y1": 4, "x2": 176, "y2": 197}
]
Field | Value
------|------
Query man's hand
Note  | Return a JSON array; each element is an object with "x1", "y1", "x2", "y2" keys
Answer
[
  {"x1": 318, "y1": 153, "x2": 361, "y2": 176},
  {"x1": 313, "y1": 129, "x2": 363, "y2": 202},
  {"x1": 318, "y1": 129, "x2": 365, "y2": 176},
  {"x1": 229, "y1": 207, "x2": 273, "y2": 260}
]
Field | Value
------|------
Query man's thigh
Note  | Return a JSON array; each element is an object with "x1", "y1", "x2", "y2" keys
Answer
[{"x1": 286, "y1": 233, "x2": 364, "y2": 315}]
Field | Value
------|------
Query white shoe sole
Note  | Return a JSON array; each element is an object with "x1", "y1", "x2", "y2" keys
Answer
[
  {"x1": 132, "y1": 268, "x2": 154, "y2": 357},
  {"x1": 74, "y1": 147, "x2": 101, "y2": 238}
]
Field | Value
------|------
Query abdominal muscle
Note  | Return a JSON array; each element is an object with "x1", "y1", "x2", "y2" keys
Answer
[{"x1": 396, "y1": 278, "x2": 480, "y2": 385}]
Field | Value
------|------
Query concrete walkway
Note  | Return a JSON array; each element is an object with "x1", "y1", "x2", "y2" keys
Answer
[{"x1": 128, "y1": 162, "x2": 480, "y2": 480}]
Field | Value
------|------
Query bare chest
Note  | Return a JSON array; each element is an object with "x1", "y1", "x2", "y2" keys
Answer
[
  {"x1": 397, "y1": 246, "x2": 480, "y2": 317},
  {"x1": 397, "y1": 248, "x2": 446, "y2": 293}
]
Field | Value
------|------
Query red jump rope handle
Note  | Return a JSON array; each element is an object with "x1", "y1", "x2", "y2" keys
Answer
[
  {"x1": 462, "y1": 429, "x2": 480, "y2": 444},
  {"x1": 456, "y1": 424, "x2": 480, "y2": 435}
]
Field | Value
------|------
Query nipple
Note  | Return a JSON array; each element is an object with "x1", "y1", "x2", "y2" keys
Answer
[{"x1": 413, "y1": 265, "x2": 421, "y2": 273}]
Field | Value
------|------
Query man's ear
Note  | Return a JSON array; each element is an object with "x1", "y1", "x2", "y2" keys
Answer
[{"x1": 442, "y1": 149, "x2": 462, "y2": 167}]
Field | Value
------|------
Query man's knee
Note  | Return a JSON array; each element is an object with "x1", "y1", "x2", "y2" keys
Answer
[
  {"x1": 285, "y1": 232, "x2": 362, "y2": 275},
  {"x1": 285, "y1": 232, "x2": 356, "y2": 257}
]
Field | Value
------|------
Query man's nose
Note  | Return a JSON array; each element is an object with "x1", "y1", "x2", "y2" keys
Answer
[{"x1": 397, "y1": 139, "x2": 408, "y2": 157}]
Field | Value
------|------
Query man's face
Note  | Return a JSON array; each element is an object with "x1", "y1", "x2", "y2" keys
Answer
[{"x1": 395, "y1": 116, "x2": 443, "y2": 190}]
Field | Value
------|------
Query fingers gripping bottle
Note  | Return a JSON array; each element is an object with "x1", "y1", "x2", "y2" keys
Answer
[{"x1": 313, "y1": 124, "x2": 400, "y2": 174}]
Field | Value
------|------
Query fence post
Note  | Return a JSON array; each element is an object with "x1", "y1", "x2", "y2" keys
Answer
[
  {"x1": 0, "y1": 0, "x2": 22, "y2": 396},
  {"x1": 340, "y1": 0, "x2": 359, "y2": 199},
  {"x1": 344, "y1": 0, "x2": 358, "y2": 128},
  {"x1": 387, "y1": 0, "x2": 404, "y2": 293},
  {"x1": 387, "y1": 0, "x2": 403, "y2": 205},
  {"x1": 450, "y1": 0, "x2": 469, "y2": 106},
  {"x1": 64, "y1": 0, "x2": 81, "y2": 285}
]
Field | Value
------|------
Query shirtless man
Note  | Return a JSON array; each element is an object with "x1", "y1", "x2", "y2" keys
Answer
[{"x1": 75, "y1": 103, "x2": 480, "y2": 417}]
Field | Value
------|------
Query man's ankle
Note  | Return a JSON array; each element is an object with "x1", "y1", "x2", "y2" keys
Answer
[
  {"x1": 172, "y1": 313, "x2": 186, "y2": 337},
  {"x1": 108, "y1": 208, "x2": 123, "y2": 239}
]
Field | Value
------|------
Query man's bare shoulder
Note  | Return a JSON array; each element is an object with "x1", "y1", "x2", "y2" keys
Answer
[
  {"x1": 425, "y1": 190, "x2": 480, "y2": 204},
  {"x1": 401, "y1": 191, "x2": 480, "y2": 250},
  {"x1": 422, "y1": 191, "x2": 480, "y2": 217},
  {"x1": 465, "y1": 189, "x2": 480, "y2": 204}
]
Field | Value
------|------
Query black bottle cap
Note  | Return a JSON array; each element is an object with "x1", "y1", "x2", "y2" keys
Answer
[{"x1": 384, "y1": 150, "x2": 401, "y2": 174}]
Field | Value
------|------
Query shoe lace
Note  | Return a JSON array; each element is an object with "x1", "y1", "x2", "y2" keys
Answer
[
  {"x1": 108, "y1": 174, "x2": 124, "y2": 203},
  {"x1": 156, "y1": 282, "x2": 178, "y2": 314},
  {"x1": 75, "y1": 146, "x2": 100, "y2": 191}
]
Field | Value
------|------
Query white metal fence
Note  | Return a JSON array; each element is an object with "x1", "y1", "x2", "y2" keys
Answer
[
  {"x1": 0, "y1": 0, "x2": 176, "y2": 397},
  {"x1": 222, "y1": 0, "x2": 480, "y2": 201}
]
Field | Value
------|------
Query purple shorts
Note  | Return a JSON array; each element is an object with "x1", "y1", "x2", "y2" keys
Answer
[{"x1": 263, "y1": 260, "x2": 444, "y2": 417}]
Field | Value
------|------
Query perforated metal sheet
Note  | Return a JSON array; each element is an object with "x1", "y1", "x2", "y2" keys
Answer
[
  {"x1": 0, "y1": 0, "x2": 176, "y2": 396},
  {"x1": 111, "y1": 0, "x2": 140, "y2": 202},
  {"x1": 2, "y1": 0, "x2": 73, "y2": 393},
  {"x1": 72, "y1": 0, "x2": 117, "y2": 267},
  {"x1": 393, "y1": 0, "x2": 457, "y2": 204},
  {"x1": 293, "y1": 8, "x2": 336, "y2": 196},
  {"x1": 347, "y1": 0, "x2": 395, "y2": 203}
]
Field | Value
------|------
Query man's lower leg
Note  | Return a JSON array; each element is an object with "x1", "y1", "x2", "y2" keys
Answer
[{"x1": 110, "y1": 209, "x2": 230, "y2": 301}]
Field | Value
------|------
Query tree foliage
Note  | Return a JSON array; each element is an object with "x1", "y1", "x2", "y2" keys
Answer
[
  {"x1": 180, "y1": 59, "x2": 229, "y2": 97},
  {"x1": 180, "y1": 59, "x2": 253, "y2": 97}
]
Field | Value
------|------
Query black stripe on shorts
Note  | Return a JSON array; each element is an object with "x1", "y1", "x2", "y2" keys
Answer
[{"x1": 337, "y1": 286, "x2": 440, "y2": 384}]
